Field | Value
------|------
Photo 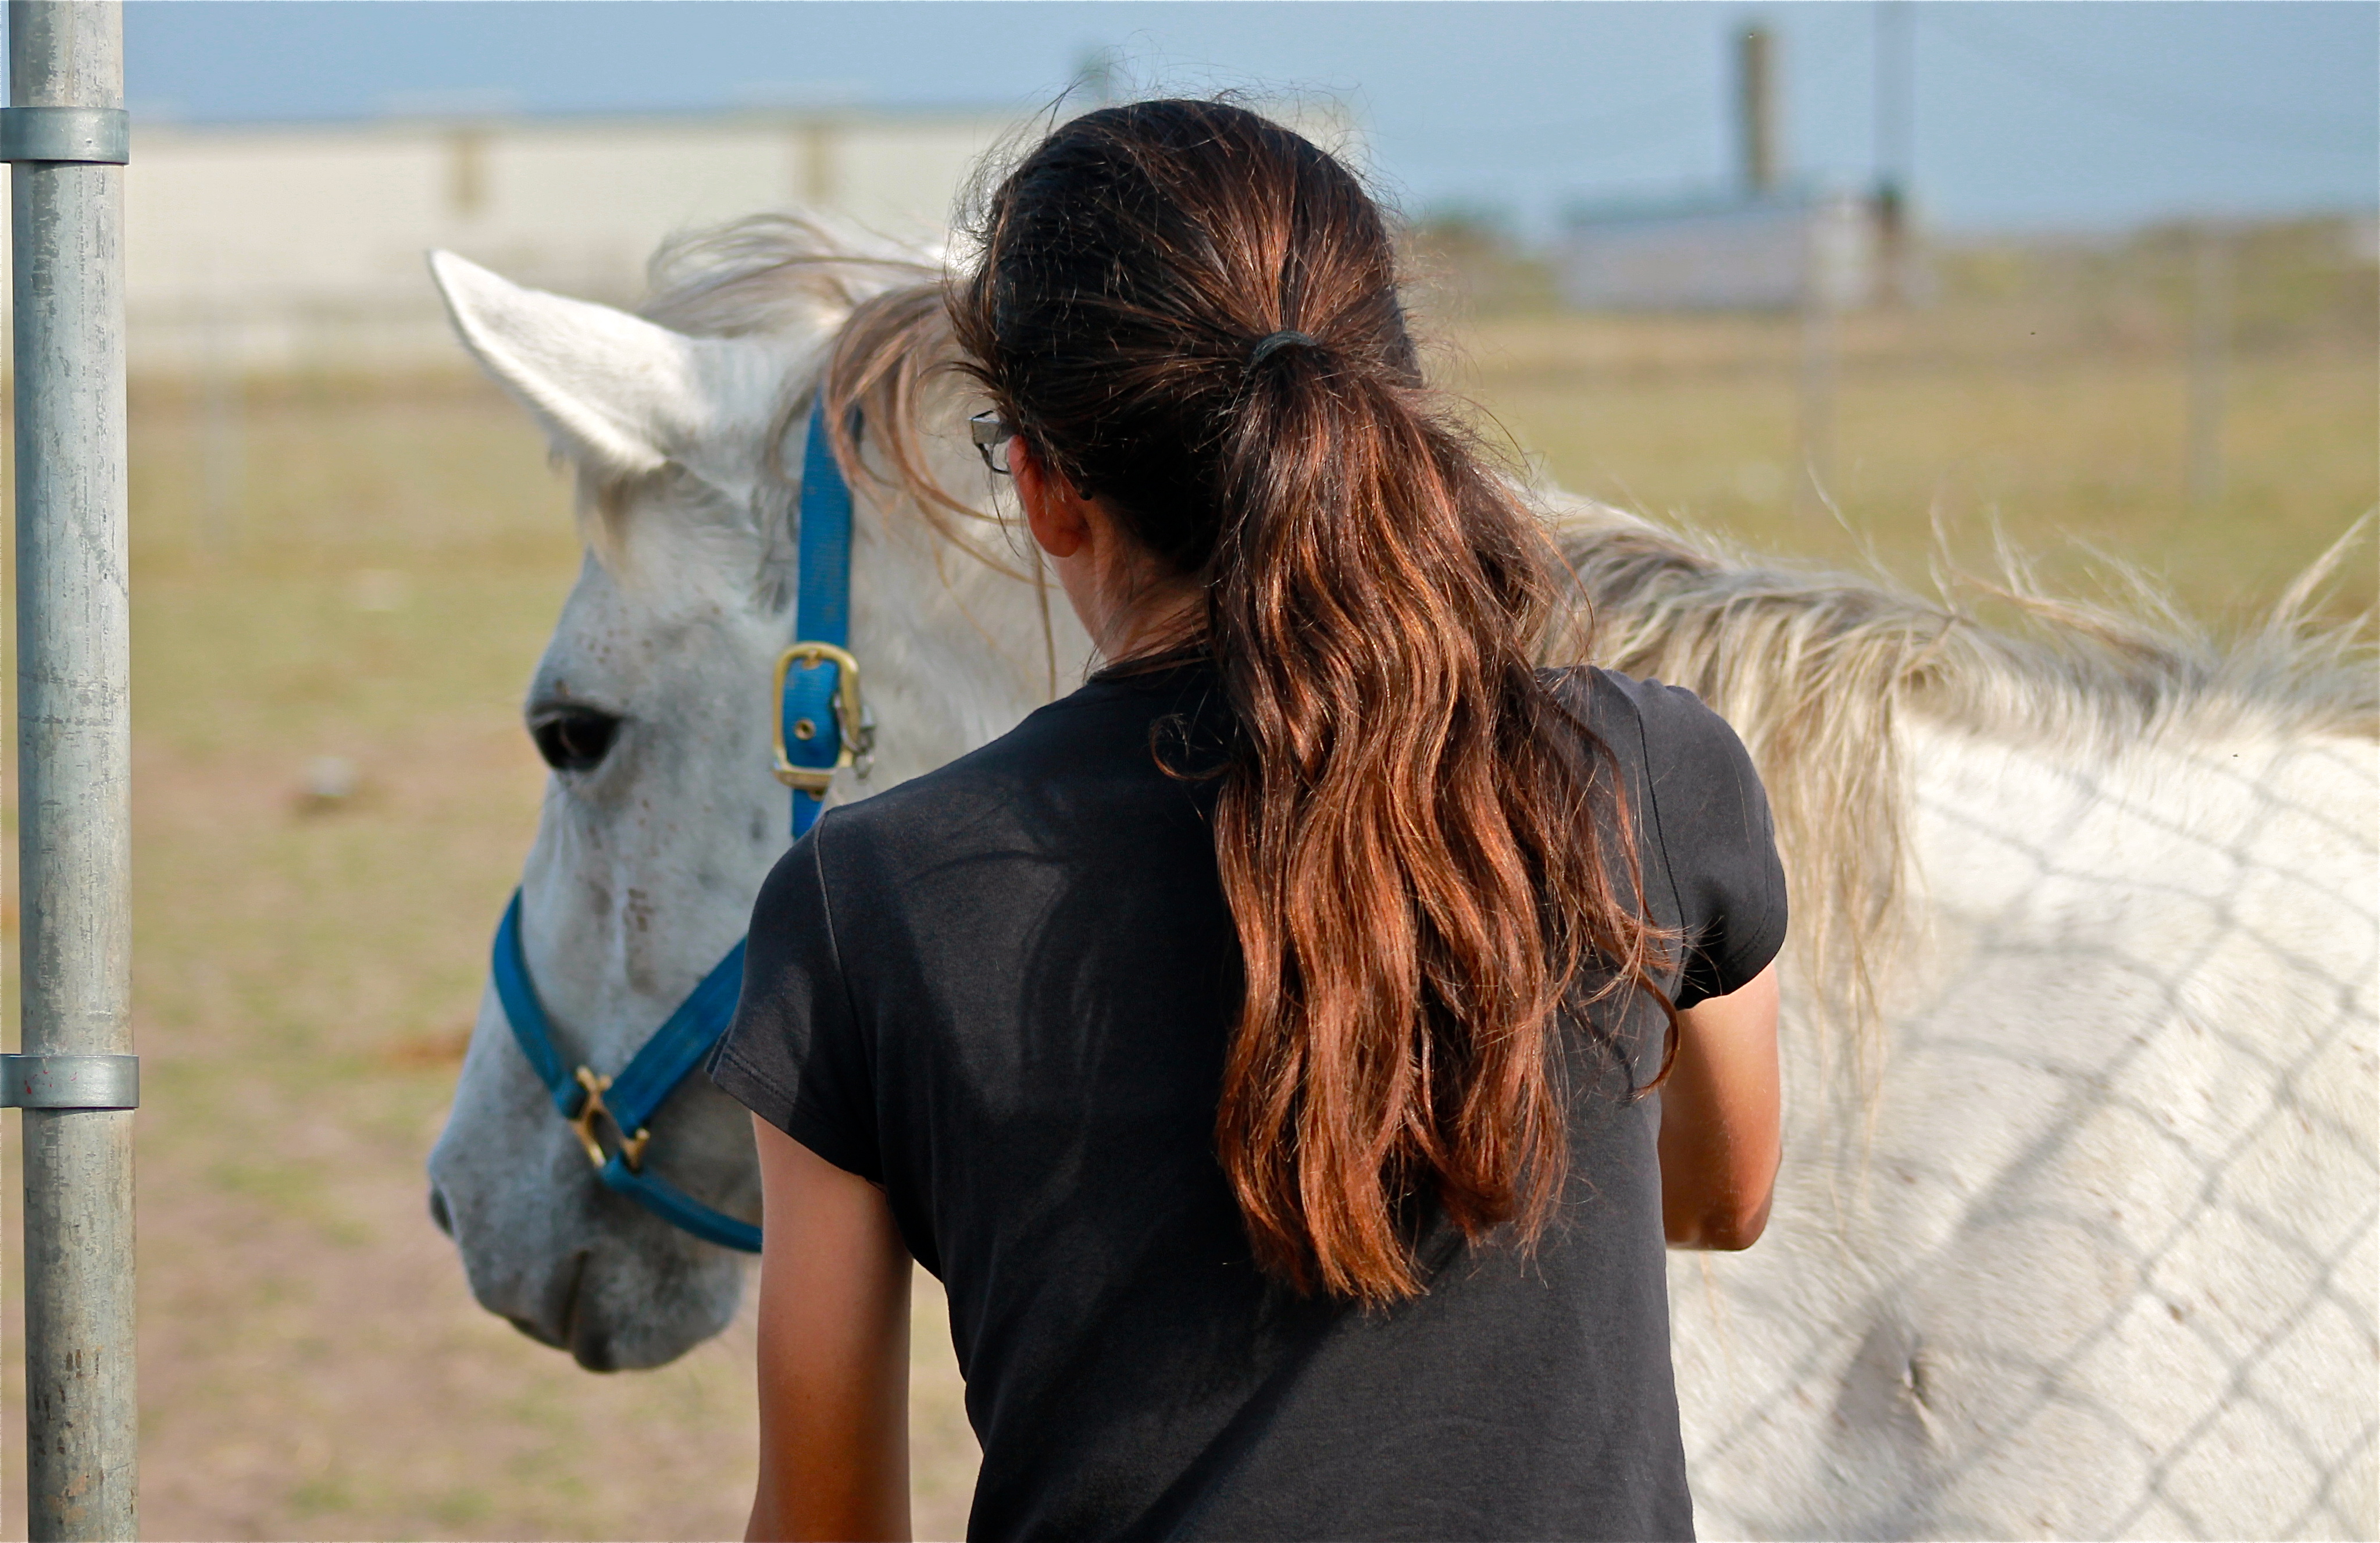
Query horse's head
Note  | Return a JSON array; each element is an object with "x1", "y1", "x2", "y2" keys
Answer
[{"x1": 423, "y1": 230, "x2": 1086, "y2": 1369}]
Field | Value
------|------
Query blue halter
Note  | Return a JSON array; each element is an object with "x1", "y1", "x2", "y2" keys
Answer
[{"x1": 487, "y1": 399, "x2": 862, "y2": 1255}]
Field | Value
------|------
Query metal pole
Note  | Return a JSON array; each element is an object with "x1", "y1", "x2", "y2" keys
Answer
[{"x1": 3, "y1": 3, "x2": 135, "y2": 1538}]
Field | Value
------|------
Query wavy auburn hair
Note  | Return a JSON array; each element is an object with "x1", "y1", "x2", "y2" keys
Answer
[{"x1": 950, "y1": 99, "x2": 1671, "y2": 1304}]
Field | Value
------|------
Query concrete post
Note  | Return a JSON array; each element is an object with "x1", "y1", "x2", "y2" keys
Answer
[{"x1": 1738, "y1": 24, "x2": 1778, "y2": 198}]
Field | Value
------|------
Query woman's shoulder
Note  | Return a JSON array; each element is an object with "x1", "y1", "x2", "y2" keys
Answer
[
  {"x1": 1539, "y1": 663, "x2": 1773, "y2": 870},
  {"x1": 1539, "y1": 665, "x2": 1743, "y2": 768},
  {"x1": 805, "y1": 667, "x2": 1219, "y2": 879},
  {"x1": 1544, "y1": 667, "x2": 1786, "y2": 1000}
]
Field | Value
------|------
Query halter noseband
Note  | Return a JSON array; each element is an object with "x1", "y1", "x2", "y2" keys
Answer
[{"x1": 486, "y1": 398, "x2": 863, "y2": 1253}]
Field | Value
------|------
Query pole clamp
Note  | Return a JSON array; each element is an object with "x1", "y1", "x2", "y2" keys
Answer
[
  {"x1": 1, "y1": 1054, "x2": 138, "y2": 1109},
  {"x1": 0, "y1": 106, "x2": 129, "y2": 165}
]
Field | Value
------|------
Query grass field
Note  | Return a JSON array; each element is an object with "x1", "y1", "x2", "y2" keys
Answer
[
  {"x1": 1, "y1": 250, "x2": 2373, "y2": 1538},
  {"x1": 1428, "y1": 309, "x2": 2377, "y2": 629}
]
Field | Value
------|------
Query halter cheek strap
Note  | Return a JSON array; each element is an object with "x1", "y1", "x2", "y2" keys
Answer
[
  {"x1": 485, "y1": 396, "x2": 862, "y2": 1255},
  {"x1": 775, "y1": 402, "x2": 868, "y2": 837}
]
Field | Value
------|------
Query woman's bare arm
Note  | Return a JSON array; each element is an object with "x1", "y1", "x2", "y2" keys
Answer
[
  {"x1": 1657, "y1": 961, "x2": 1782, "y2": 1250},
  {"x1": 747, "y1": 1116, "x2": 914, "y2": 1542}
]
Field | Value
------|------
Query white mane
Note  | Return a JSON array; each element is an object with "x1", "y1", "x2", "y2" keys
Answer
[
  {"x1": 638, "y1": 212, "x2": 938, "y2": 340},
  {"x1": 561, "y1": 215, "x2": 942, "y2": 592},
  {"x1": 1545, "y1": 498, "x2": 2377, "y2": 1031}
]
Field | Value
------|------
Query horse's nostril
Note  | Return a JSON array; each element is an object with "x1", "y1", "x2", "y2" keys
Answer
[
  {"x1": 570, "y1": 1326, "x2": 620, "y2": 1373},
  {"x1": 427, "y1": 1186, "x2": 454, "y2": 1237}
]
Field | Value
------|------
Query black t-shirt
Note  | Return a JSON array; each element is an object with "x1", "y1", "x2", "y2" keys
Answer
[{"x1": 710, "y1": 664, "x2": 1786, "y2": 1542}]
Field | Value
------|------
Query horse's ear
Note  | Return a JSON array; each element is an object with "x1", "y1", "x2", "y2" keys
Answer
[{"x1": 427, "y1": 250, "x2": 779, "y2": 484}]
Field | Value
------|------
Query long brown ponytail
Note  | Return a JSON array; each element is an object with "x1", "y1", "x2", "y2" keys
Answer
[{"x1": 950, "y1": 99, "x2": 1668, "y2": 1305}]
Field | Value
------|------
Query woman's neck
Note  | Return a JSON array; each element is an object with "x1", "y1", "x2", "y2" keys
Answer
[{"x1": 1097, "y1": 579, "x2": 1206, "y2": 667}]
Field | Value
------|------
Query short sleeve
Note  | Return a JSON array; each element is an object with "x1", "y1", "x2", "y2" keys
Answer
[
  {"x1": 1631, "y1": 681, "x2": 1790, "y2": 1010},
  {"x1": 705, "y1": 814, "x2": 883, "y2": 1182}
]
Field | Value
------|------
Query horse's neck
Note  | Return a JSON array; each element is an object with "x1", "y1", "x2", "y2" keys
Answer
[
  {"x1": 1844, "y1": 713, "x2": 2380, "y2": 1160},
  {"x1": 1675, "y1": 715, "x2": 2378, "y2": 1537},
  {"x1": 849, "y1": 473, "x2": 1096, "y2": 789},
  {"x1": 1904, "y1": 715, "x2": 2377, "y2": 967},
  {"x1": 1743, "y1": 710, "x2": 2380, "y2": 1209}
]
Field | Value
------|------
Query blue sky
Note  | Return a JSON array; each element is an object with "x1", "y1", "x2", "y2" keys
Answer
[{"x1": 117, "y1": 2, "x2": 2379, "y2": 236}]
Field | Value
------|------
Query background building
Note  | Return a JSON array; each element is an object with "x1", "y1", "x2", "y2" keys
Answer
[
  {"x1": 1554, "y1": 24, "x2": 1911, "y2": 313},
  {"x1": 105, "y1": 95, "x2": 1360, "y2": 375},
  {"x1": 116, "y1": 107, "x2": 1016, "y2": 372},
  {"x1": 1556, "y1": 188, "x2": 1881, "y2": 312}
]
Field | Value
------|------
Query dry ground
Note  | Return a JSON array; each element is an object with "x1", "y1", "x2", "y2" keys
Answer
[{"x1": 0, "y1": 298, "x2": 2371, "y2": 1538}]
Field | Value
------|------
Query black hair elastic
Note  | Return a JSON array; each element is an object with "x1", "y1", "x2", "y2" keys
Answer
[{"x1": 1246, "y1": 330, "x2": 1319, "y2": 368}]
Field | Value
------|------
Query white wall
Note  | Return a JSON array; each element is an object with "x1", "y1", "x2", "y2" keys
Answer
[
  {"x1": 1557, "y1": 193, "x2": 1879, "y2": 313},
  {"x1": 4, "y1": 98, "x2": 1355, "y2": 375},
  {"x1": 99, "y1": 109, "x2": 1015, "y2": 372}
]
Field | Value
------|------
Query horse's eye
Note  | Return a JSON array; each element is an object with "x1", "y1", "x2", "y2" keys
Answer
[{"x1": 530, "y1": 708, "x2": 622, "y2": 774}]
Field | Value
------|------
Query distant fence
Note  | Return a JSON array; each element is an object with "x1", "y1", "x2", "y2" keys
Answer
[{"x1": 127, "y1": 293, "x2": 544, "y2": 379}]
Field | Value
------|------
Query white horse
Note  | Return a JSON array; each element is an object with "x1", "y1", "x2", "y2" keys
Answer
[{"x1": 423, "y1": 217, "x2": 2378, "y2": 1539}]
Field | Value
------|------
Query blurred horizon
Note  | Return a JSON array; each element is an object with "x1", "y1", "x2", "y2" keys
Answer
[{"x1": 108, "y1": 1, "x2": 2380, "y2": 239}]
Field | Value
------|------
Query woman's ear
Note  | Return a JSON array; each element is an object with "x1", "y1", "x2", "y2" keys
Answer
[{"x1": 1014, "y1": 437, "x2": 1094, "y2": 560}]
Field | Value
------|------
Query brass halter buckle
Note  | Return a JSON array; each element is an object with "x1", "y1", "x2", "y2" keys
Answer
[
  {"x1": 771, "y1": 641, "x2": 870, "y2": 793},
  {"x1": 569, "y1": 1066, "x2": 651, "y2": 1173}
]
